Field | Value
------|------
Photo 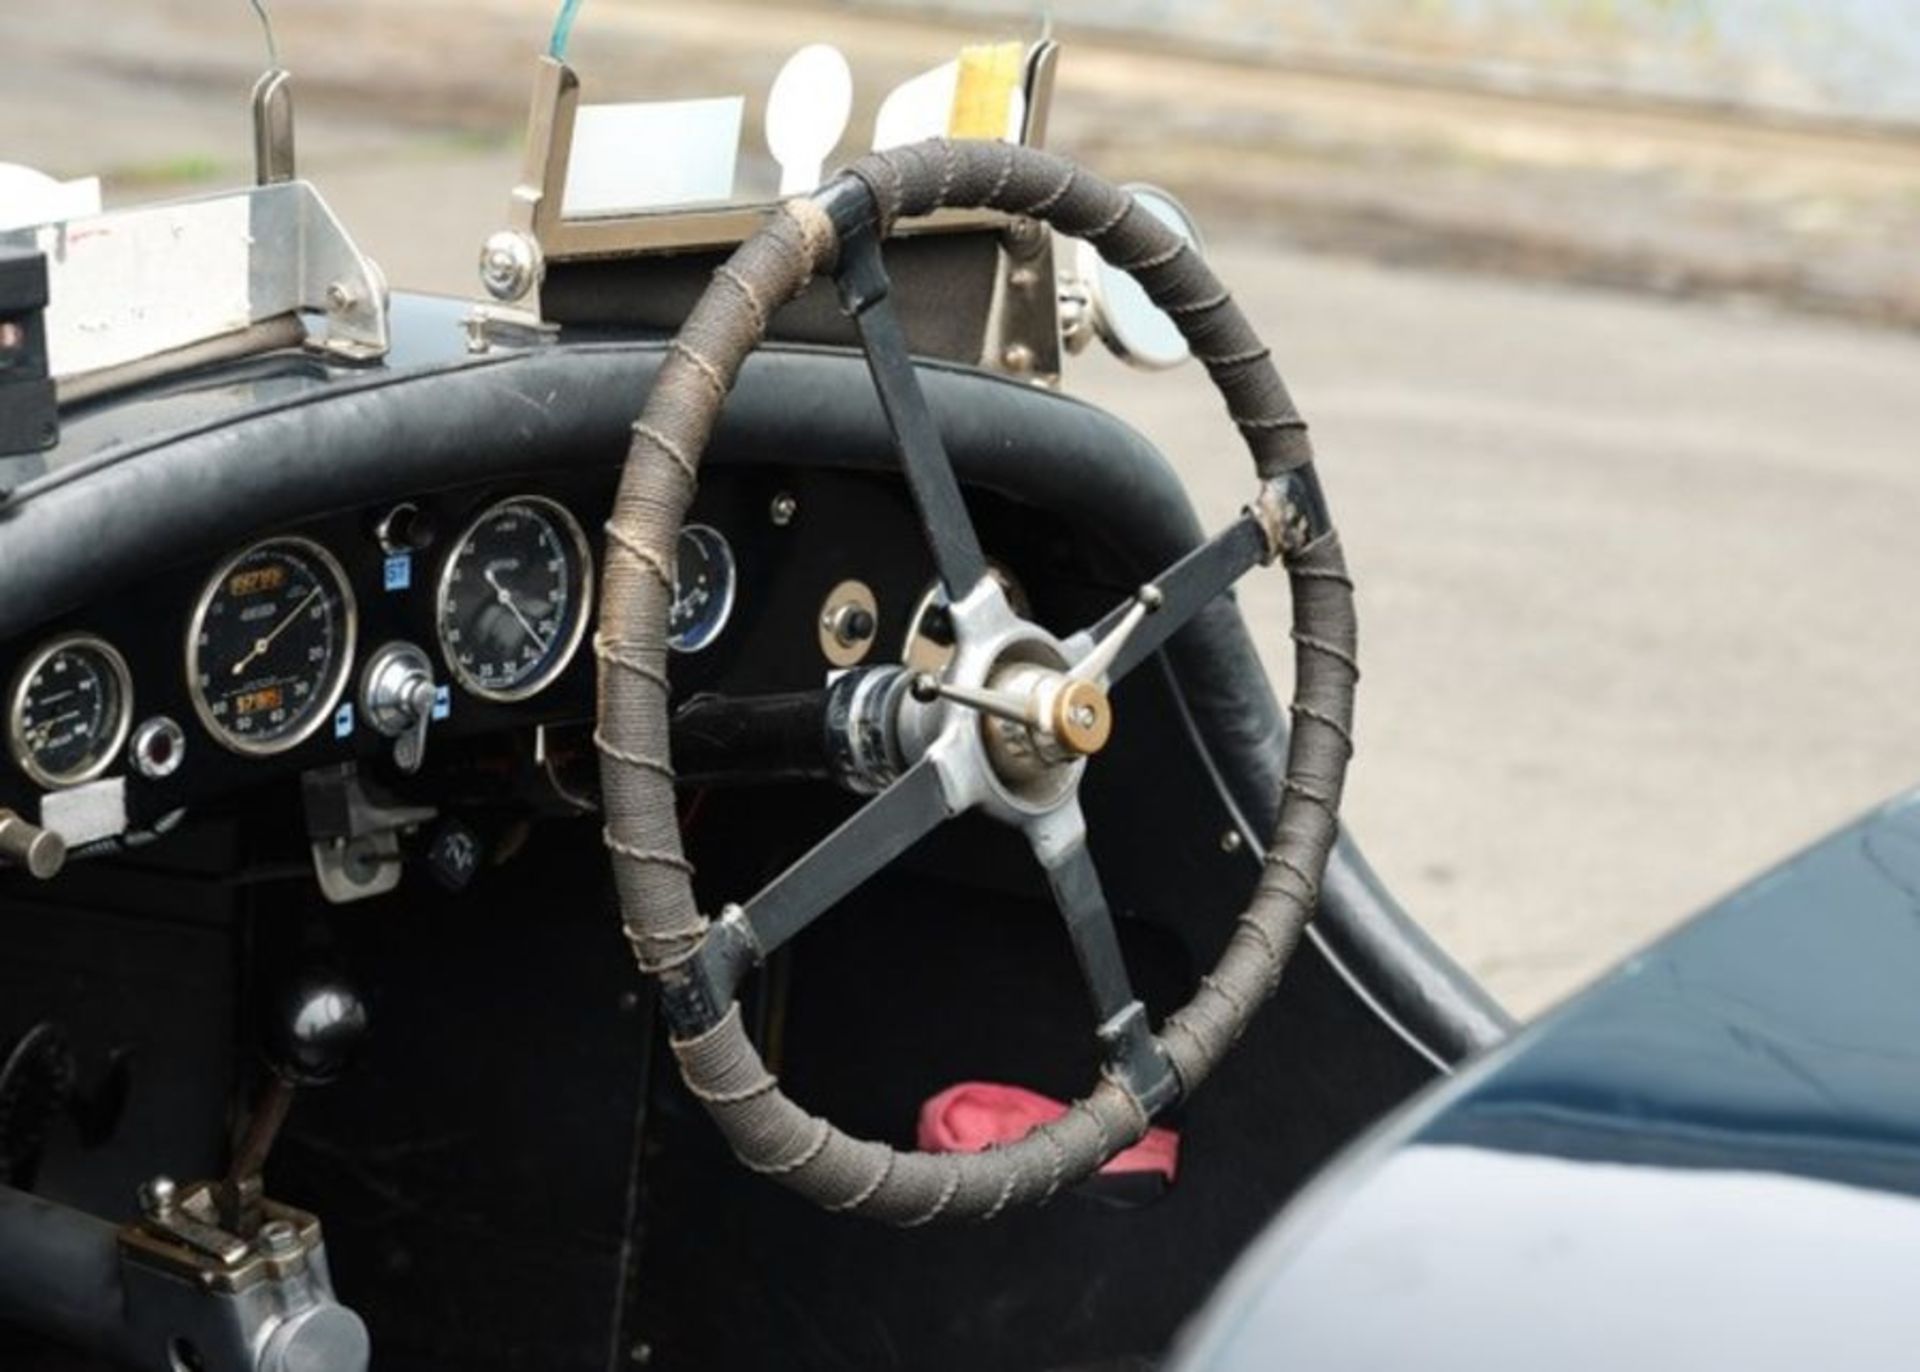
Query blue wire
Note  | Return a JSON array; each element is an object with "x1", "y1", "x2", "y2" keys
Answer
[{"x1": 548, "y1": 0, "x2": 585, "y2": 59}]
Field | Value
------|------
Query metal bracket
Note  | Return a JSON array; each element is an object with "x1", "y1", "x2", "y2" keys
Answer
[
  {"x1": 0, "y1": 179, "x2": 388, "y2": 392},
  {"x1": 0, "y1": 1178, "x2": 368, "y2": 1372},
  {"x1": 462, "y1": 303, "x2": 561, "y2": 356},
  {"x1": 482, "y1": 35, "x2": 1065, "y2": 382},
  {"x1": 981, "y1": 214, "x2": 1063, "y2": 384},
  {"x1": 301, "y1": 763, "x2": 435, "y2": 903},
  {"x1": 252, "y1": 69, "x2": 297, "y2": 185},
  {"x1": 979, "y1": 39, "x2": 1065, "y2": 384},
  {"x1": 120, "y1": 1181, "x2": 371, "y2": 1371}
]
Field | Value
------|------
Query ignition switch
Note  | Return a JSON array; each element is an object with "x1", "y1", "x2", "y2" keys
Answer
[
  {"x1": 359, "y1": 642, "x2": 440, "y2": 773},
  {"x1": 818, "y1": 579, "x2": 880, "y2": 667}
]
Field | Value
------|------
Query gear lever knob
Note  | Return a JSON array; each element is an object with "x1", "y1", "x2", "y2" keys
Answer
[
  {"x1": 219, "y1": 973, "x2": 369, "y2": 1236},
  {"x1": 266, "y1": 974, "x2": 369, "y2": 1086}
]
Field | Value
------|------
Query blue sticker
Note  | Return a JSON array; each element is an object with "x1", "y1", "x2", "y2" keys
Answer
[
  {"x1": 432, "y1": 684, "x2": 451, "y2": 722},
  {"x1": 383, "y1": 553, "x2": 412, "y2": 592},
  {"x1": 333, "y1": 702, "x2": 355, "y2": 739}
]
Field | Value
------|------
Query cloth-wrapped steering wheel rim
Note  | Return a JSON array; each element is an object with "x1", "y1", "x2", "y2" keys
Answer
[{"x1": 596, "y1": 138, "x2": 1357, "y2": 1225}]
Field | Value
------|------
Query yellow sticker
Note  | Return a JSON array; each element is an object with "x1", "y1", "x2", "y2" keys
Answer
[{"x1": 948, "y1": 41, "x2": 1024, "y2": 141}]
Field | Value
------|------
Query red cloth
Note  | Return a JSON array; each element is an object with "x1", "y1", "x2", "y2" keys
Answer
[{"x1": 917, "y1": 1081, "x2": 1180, "y2": 1180}]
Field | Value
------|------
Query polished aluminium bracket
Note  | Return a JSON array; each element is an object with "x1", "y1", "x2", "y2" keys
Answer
[
  {"x1": 252, "y1": 69, "x2": 297, "y2": 186},
  {"x1": 0, "y1": 179, "x2": 389, "y2": 401}
]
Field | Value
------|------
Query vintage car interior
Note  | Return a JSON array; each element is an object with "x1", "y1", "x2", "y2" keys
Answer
[{"x1": 0, "y1": 32, "x2": 1513, "y2": 1372}]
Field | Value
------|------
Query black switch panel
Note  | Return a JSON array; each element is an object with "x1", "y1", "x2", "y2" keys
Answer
[{"x1": 0, "y1": 247, "x2": 57, "y2": 459}]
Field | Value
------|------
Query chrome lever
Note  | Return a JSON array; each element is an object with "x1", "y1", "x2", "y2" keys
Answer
[
  {"x1": 360, "y1": 642, "x2": 439, "y2": 774},
  {"x1": 1068, "y1": 584, "x2": 1163, "y2": 686},
  {"x1": 909, "y1": 673, "x2": 1036, "y2": 729}
]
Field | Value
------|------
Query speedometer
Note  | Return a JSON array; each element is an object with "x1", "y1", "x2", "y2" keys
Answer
[
  {"x1": 188, "y1": 537, "x2": 356, "y2": 756},
  {"x1": 7, "y1": 634, "x2": 133, "y2": 788},
  {"x1": 436, "y1": 496, "x2": 593, "y2": 702}
]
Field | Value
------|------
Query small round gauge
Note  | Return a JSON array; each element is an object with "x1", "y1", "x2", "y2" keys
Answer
[
  {"x1": 7, "y1": 634, "x2": 133, "y2": 788},
  {"x1": 188, "y1": 537, "x2": 356, "y2": 756},
  {"x1": 670, "y1": 524, "x2": 737, "y2": 654},
  {"x1": 436, "y1": 496, "x2": 593, "y2": 702}
]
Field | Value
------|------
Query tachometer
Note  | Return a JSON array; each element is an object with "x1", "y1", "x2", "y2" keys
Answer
[
  {"x1": 670, "y1": 524, "x2": 737, "y2": 654},
  {"x1": 188, "y1": 537, "x2": 356, "y2": 756},
  {"x1": 436, "y1": 496, "x2": 593, "y2": 702},
  {"x1": 7, "y1": 634, "x2": 133, "y2": 787}
]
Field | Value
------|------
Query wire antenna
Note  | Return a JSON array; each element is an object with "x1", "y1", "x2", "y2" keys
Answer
[
  {"x1": 249, "y1": 0, "x2": 281, "y2": 70},
  {"x1": 549, "y1": 0, "x2": 586, "y2": 60}
]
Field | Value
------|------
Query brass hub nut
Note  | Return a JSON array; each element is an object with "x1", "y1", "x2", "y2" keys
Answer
[{"x1": 1051, "y1": 679, "x2": 1112, "y2": 756}]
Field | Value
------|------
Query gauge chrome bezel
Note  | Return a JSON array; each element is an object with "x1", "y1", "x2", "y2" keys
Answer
[
  {"x1": 435, "y1": 494, "x2": 595, "y2": 703},
  {"x1": 669, "y1": 523, "x2": 738, "y2": 655},
  {"x1": 6, "y1": 632, "x2": 135, "y2": 789},
  {"x1": 186, "y1": 535, "x2": 359, "y2": 758}
]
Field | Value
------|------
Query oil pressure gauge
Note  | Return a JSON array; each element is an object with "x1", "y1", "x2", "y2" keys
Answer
[{"x1": 7, "y1": 634, "x2": 133, "y2": 788}]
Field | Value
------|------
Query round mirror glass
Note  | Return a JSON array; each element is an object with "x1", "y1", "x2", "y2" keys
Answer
[{"x1": 1078, "y1": 184, "x2": 1204, "y2": 371}]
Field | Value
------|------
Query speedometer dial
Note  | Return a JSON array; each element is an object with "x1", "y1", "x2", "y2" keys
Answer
[
  {"x1": 7, "y1": 634, "x2": 133, "y2": 787},
  {"x1": 188, "y1": 537, "x2": 356, "y2": 756},
  {"x1": 436, "y1": 496, "x2": 593, "y2": 702}
]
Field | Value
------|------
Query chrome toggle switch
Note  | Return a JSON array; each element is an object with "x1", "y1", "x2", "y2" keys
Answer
[{"x1": 359, "y1": 642, "x2": 439, "y2": 774}]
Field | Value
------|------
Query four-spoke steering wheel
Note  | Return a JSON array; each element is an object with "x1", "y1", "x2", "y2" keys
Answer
[{"x1": 596, "y1": 140, "x2": 1357, "y2": 1225}]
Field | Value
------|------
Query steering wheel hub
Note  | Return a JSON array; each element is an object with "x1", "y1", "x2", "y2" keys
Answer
[{"x1": 974, "y1": 659, "x2": 1110, "y2": 791}]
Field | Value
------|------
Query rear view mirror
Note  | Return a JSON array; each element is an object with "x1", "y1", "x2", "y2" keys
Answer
[{"x1": 1062, "y1": 184, "x2": 1203, "y2": 371}]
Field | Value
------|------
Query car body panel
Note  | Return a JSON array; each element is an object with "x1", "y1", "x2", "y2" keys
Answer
[{"x1": 1177, "y1": 786, "x2": 1920, "y2": 1370}]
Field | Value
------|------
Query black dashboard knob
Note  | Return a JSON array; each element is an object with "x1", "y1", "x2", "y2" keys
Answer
[{"x1": 266, "y1": 975, "x2": 370, "y2": 1086}]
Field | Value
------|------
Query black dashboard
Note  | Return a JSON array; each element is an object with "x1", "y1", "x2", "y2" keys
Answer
[
  {"x1": 0, "y1": 332, "x2": 1500, "y2": 1068},
  {"x1": 0, "y1": 330, "x2": 1237, "y2": 910},
  {"x1": 0, "y1": 459, "x2": 978, "y2": 850}
]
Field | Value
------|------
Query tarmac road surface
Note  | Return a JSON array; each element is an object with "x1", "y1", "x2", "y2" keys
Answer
[{"x1": 1070, "y1": 253, "x2": 1920, "y2": 1016}]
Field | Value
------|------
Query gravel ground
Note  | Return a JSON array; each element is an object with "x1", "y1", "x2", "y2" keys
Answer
[{"x1": 5, "y1": 0, "x2": 1918, "y2": 1017}]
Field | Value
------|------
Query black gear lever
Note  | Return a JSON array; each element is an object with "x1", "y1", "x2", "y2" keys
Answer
[{"x1": 217, "y1": 972, "x2": 369, "y2": 1235}]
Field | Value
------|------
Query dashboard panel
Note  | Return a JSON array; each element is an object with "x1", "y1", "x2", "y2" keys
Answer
[{"x1": 0, "y1": 461, "x2": 956, "y2": 844}]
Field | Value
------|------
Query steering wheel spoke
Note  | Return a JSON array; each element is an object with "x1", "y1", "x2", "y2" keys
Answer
[
  {"x1": 1073, "y1": 510, "x2": 1272, "y2": 687},
  {"x1": 1026, "y1": 804, "x2": 1178, "y2": 1111},
  {"x1": 835, "y1": 222, "x2": 992, "y2": 602},
  {"x1": 730, "y1": 756, "x2": 958, "y2": 970}
]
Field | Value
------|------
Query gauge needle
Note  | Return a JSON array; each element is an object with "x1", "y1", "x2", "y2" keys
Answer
[
  {"x1": 484, "y1": 566, "x2": 553, "y2": 654},
  {"x1": 29, "y1": 708, "x2": 82, "y2": 746},
  {"x1": 231, "y1": 586, "x2": 322, "y2": 678}
]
